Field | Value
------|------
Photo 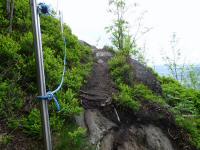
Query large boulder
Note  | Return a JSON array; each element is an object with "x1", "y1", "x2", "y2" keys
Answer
[
  {"x1": 84, "y1": 109, "x2": 117, "y2": 145},
  {"x1": 130, "y1": 59, "x2": 162, "y2": 95},
  {"x1": 114, "y1": 125, "x2": 174, "y2": 150}
]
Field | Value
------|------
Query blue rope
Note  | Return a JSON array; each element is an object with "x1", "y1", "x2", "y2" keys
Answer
[
  {"x1": 37, "y1": 92, "x2": 60, "y2": 111},
  {"x1": 38, "y1": 3, "x2": 50, "y2": 15},
  {"x1": 37, "y1": 3, "x2": 67, "y2": 112},
  {"x1": 52, "y1": 37, "x2": 67, "y2": 95}
]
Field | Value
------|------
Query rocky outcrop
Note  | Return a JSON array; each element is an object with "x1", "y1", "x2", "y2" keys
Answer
[
  {"x1": 75, "y1": 46, "x2": 197, "y2": 150},
  {"x1": 76, "y1": 48, "x2": 180, "y2": 150},
  {"x1": 130, "y1": 59, "x2": 162, "y2": 95},
  {"x1": 84, "y1": 109, "x2": 117, "y2": 144},
  {"x1": 113, "y1": 125, "x2": 174, "y2": 150}
]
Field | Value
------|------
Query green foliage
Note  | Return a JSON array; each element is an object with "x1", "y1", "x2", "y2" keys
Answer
[
  {"x1": 106, "y1": 0, "x2": 139, "y2": 56},
  {"x1": 106, "y1": 0, "x2": 128, "y2": 50},
  {"x1": 108, "y1": 53, "x2": 133, "y2": 85},
  {"x1": 21, "y1": 109, "x2": 41, "y2": 137},
  {"x1": 176, "y1": 116, "x2": 200, "y2": 148},
  {"x1": 19, "y1": 32, "x2": 34, "y2": 55},
  {"x1": 160, "y1": 76, "x2": 200, "y2": 148},
  {"x1": 0, "y1": 80, "x2": 24, "y2": 118},
  {"x1": 109, "y1": 52, "x2": 141, "y2": 110},
  {"x1": 64, "y1": 63, "x2": 92, "y2": 92},
  {"x1": 8, "y1": 109, "x2": 41, "y2": 137},
  {"x1": 114, "y1": 84, "x2": 140, "y2": 111},
  {"x1": 109, "y1": 52, "x2": 165, "y2": 111},
  {"x1": 0, "y1": 35, "x2": 23, "y2": 79},
  {"x1": 58, "y1": 89, "x2": 83, "y2": 117},
  {"x1": 49, "y1": 114, "x2": 65, "y2": 133},
  {"x1": 14, "y1": 0, "x2": 32, "y2": 31},
  {"x1": 109, "y1": 51, "x2": 166, "y2": 110},
  {"x1": 43, "y1": 47, "x2": 63, "y2": 85},
  {"x1": 161, "y1": 77, "x2": 200, "y2": 112},
  {"x1": 0, "y1": 1, "x2": 9, "y2": 32},
  {"x1": 133, "y1": 84, "x2": 166, "y2": 106},
  {"x1": 55, "y1": 126, "x2": 93, "y2": 150},
  {"x1": 183, "y1": 65, "x2": 200, "y2": 89},
  {"x1": 109, "y1": 51, "x2": 199, "y2": 149},
  {"x1": 0, "y1": 134, "x2": 13, "y2": 145},
  {"x1": 106, "y1": 0, "x2": 147, "y2": 63},
  {"x1": 0, "y1": 35, "x2": 20, "y2": 60},
  {"x1": 0, "y1": 1, "x2": 93, "y2": 148}
]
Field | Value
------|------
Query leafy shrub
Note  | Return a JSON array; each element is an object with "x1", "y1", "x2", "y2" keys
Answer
[
  {"x1": 0, "y1": 134, "x2": 13, "y2": 145},
  {"x1": 64, "y1": 63, "x2": 92, "y2": 92},
  {"x1": 108, "y1": 53, "x2": 133, "y2": 85},
  {"x1": 8, "y1": 109, "x2": 41, "y2": 137},
  {"x1": 161, "y1": 77, "x2": 200, "y2": 112},
  {"x1": 109, "y1": 52, "x2": 141, "y2": 111},
  {"x1": 175, "y1": 116, "x2": 200, "y2": 148},
  {"x1": 133, "y1": 84, "x2": 166, "y2": 106},
  {"x1": 0, "y1": 2, "x2": 93, "y2": 148},
  {"x1": 160, "y1": 76, "x2": 200, "y2": 148},
  {"x1": 19, "y1": 32, "x2": 34, "y2": 55},
  {"x1": 58, "y1": 89, "x2": 83, "y2": 117},
  {"x1": 55, "y1": 126, "x2": 93, "y2": 150},
  {"x1": 114, "y1": 84, "x2": 140, "y2": 111},
  {"x1": 0, "y1": 35, "x2": 23, "y2": 80},
  {"x1": 109, "y1": 52, "x2": 165, "y2": 111},
  {"x1": 49, "y1": 113, "x2": 65, "y2": 133},
  {"x1": 0, "y1": 35, "x2": 20, "y2": 60},
  {"x1": 43, "y1": 47, "x2": 63, "y2": 86},
  {"x1": 0, "y1": 80, "x2": 24, "y2": 118},
  {"x1": 21, "y1": 109, "x2": 42, "y2": 137}
]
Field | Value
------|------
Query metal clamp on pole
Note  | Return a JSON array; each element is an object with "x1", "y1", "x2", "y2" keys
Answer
[{"x1": 30, "y1": 0, "x2": 52, "y2": 149}]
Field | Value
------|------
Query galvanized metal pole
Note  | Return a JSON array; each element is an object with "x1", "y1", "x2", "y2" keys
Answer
[{"x1": 30, "y1": 0, "x2": 52, "y2": 150}]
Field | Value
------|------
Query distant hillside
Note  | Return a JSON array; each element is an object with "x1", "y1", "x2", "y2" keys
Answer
[{"x1": 154, "y1": 64, "x2": 200, "y2": 76}]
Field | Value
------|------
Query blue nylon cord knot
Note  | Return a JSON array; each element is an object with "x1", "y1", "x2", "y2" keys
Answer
[
  {"x1": 38, "y1": 3, "x2": 50, "y2": 15},
  {"x1": 37, "y1": 91, "x2": 61, "y2": 111}
]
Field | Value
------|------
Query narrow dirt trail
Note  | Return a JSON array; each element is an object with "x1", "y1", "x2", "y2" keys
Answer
[
  {"x1": 80, "y1": 49, "x2": 114, "y2": 109},
  {"x1": 77, "y1": 48, "x2": 196, "y2": 150}
]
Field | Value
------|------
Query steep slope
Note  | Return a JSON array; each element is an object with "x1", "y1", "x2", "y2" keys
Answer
[
  {"x1": 0, "y1": 1, "x2": 93, "y2": 149},
  {"x1": 77, "y1": 48, "x2": 197, "y2": 150},
  {"x1": 0, "y1": 1, "x2": 199, "y2": 149}
]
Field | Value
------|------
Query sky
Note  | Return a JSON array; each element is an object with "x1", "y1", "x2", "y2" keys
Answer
[{"x1": 40, "y1": 0, "x2": 200, "y2": 65}]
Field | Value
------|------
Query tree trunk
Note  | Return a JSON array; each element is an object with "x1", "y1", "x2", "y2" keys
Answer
[
  {"x1": 6, "y1": 0, "x2": 11, "y2": 17},
  {"x1": 8, "y1": 0, "x2": 14, "y2": 33}
]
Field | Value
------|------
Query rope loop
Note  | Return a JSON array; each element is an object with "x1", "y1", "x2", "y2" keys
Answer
[{"x1": 37, "y1": 92, "x2": 61, "y2": 112}]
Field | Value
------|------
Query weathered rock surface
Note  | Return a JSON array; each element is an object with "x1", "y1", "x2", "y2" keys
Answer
[
  {"x1": 84, "y1": 109, "x2": 117, "y2": 144},
  {"x1": 100, "y1": 132, "x2": 115, "y2": 150},
  {"x1": 144, "y1": 125, "x2": 173, "y2": 150},
  {"x1": 130, "y1": 59, "x2": 162, "y2": 95}
]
